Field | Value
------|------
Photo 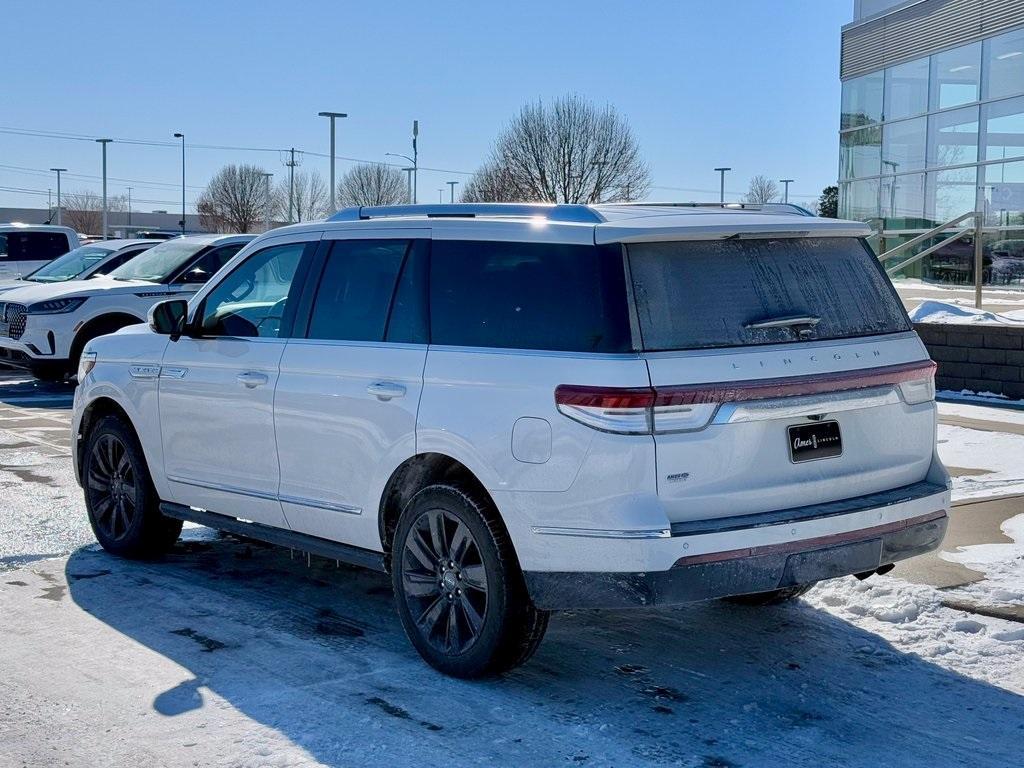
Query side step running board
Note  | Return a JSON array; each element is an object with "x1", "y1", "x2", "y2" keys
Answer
[{"x1": 159, "y1": 502, "x2": 386, "y2": 572}]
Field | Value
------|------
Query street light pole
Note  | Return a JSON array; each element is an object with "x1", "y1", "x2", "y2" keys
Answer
[
  {"x1": 318, "y1": 111, "x2": 348, "y2": 213},
  {"x1": 401, "y1": 167, "x2": 414, "y2": 203},
  {"x1": 96, "y1": 139, "x2": 112, "y2": 239},
  {"x1": 780, "y1": 179, "x2": 794, "y2": 204},
  {"x1": 438, "y1": 189, "x2": 444, "y2": 203},
  {"x1": 127, "y1": 187, "x2": 132, "y2": 228},
  {"x1": 446, "y1": 180, "x2": 458, "y2": 203},
  {"x1": 714, "y1": 167, "x2": 731, "y2": 204},
  {"x1": 49, "y1": 168, "x2": 66, "y2": 226},
  {"x1": 173, "y1": 133, "x2": 186, "y2": 235},
  {"x1": 412, "y1": 120, "x2": 419, "y2": 204},
  {"x1": 262, "y1": 172, "x2": 273, "y2": 231}
]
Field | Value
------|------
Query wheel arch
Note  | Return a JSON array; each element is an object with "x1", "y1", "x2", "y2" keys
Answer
[
  {"x1": 69, "y1": 312, "x2": 146, "y2": 363},
  {"x1": 377, "y1": 452, "x2": 504, "y2": 559},
  {"x1": 76, "y1": 395, "x2": 136, "y2": 482}
]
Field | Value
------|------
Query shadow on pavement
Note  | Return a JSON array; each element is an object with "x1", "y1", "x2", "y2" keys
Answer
[
  {"x1": 0, "y1": 368, "x2": 75, "y2": 410},
  {"x1": 66, "y1": 533, "x2": 1024, "y2": 767}
]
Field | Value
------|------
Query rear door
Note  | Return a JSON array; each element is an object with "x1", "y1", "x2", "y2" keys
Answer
[
  {"x1": 274, "y1": 230, "x2": 429, "y2": 551},
  {"x1": 627, "y1": 236, "x2": 936, "y2": 523}
]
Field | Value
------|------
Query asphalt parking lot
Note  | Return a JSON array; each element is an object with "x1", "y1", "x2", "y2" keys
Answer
[{"x1": 1, "y1": 368, "x2": 1022, "y2": 767}]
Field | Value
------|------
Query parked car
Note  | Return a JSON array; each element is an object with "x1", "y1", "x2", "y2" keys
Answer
[
  {"x1": 72, "y1": 203, "x2": 950, "y2": 678},
  {"x1": 990, "y1": 239, "x2": 1024, "y2": 285},
  {"x1": 0, "y1": 223, "x2": 80, "y2": 281},
  {"x1": 0, "y1": 239, "x2": 160, "y2": 297},
  {"x1": 0, "y1": 233, "x2": 253, "y2": 380}
]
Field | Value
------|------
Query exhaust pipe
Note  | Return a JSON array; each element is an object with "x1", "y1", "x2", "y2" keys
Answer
[{"x1": 854, "y1": 563, "x2": 895, "y2": 581}]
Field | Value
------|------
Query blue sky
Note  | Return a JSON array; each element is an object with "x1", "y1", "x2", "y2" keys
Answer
[{"x1": 0, "y1": 0, "x2": 850, "y2": 212}]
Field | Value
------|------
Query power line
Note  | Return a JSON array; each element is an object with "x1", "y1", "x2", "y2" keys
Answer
[{"x1": 0, "y1": 163, "x2": 204, "y2": 192}]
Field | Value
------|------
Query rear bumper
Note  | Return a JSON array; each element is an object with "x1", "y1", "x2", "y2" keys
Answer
[{"x1": 523, "y1": 483, "x2": 949, "y2": 609}]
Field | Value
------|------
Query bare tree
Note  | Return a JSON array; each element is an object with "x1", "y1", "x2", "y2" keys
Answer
[
  {"x1": 276, "y1": 170, "x2": 330, "y2": 222},
  {"x1": 744, "y1": 175, "x2": 780, "y2": 204},
  {"x1": 196, "y1": 164, "x2": 269, "y2": 233},
  {"x1": 460, "y1": 162, "x2": 521, "y2": 203},
  {"x1": 336, "y1": 163, "x2": 409, "y2": 207},
  {"x1": 61, "y1": 190, "x2": 103, "y2": 234},
  {"x1": 467, "y1": 94, "x2": 649, "y2": 204}
]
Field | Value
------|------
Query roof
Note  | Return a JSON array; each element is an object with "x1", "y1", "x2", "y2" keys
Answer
[
  {"x1": 0, "y1": 223, "x2": 78, "y2": 234},
  {"x1": 312, "y1": 202, "x2": 873, "y2": 244},
  {"x1": 78, "y1": 238, "x2": 161, "y2": 250}
]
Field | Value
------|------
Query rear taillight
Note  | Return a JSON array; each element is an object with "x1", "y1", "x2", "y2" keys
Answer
[
  {"x1": 555, "y1": 360, "x2": 938, "y2": 434},
  {"x1": 554, "y1": 385, "x2": 716, "y2": 435}
]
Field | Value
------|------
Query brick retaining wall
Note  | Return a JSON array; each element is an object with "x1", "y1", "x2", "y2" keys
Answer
[{"x1": 914, "y1": 322, "x2": 1024, "y2": 400}]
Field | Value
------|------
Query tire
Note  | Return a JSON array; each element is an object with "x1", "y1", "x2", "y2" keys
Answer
[
  {"x1": 29, "y1": 362, "x2": 70, "y2": 382},
  {"x1": 723, "y1": 583, "x2": 816, "y2": 606},
  {"x1": 391, "y1": 484, "x2": 549, "y2": 678},
  {"x1": 83, "y1": 415, "x2": 182, "y2": 558}
]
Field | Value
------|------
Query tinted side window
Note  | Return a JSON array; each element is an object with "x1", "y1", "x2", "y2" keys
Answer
[
  {"x1": 306, "y1": 240, "x2": 409, "y2": 342},
  {"x1": 178, "y1": 243, "x2": 244, "y2": 284},
  {"x1": 0, "y1": 232, "x2": 71, "y2": 261},
  {"x1": 429, "y1": 240, "x2": 631, "y2": 352}
]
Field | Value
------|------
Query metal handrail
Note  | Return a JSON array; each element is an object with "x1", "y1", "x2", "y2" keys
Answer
[{"x1": 876, "y1": 210, "x2": 985, "y2": 308}]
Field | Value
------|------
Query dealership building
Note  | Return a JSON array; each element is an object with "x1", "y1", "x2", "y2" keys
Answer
[{"x1": 840, "y1": 0, "x2": 1024, "y2": 277}]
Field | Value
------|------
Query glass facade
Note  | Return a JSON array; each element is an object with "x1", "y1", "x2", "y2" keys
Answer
[{"x1": 840, "y1": 25, "x2": 1024, "y2": 288}]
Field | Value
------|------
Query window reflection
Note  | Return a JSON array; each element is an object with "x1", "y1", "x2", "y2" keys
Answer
[
  {"x1": 930, "y1": 42, "x2": 981, "y2": 110},
  {"x1": 885, "y1": 58, "x2": 929, "y2": 120}
]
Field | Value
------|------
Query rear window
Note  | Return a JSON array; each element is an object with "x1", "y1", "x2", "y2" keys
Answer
[
  {"x1": 430, "y1": 240, "x2": 631, "y2": 352},
  {"x1": 628, "y1": 237, "x2": 911, "y2": 351},
  {"x1": 0, "y1": 231, "x2": 71, "y2": 261}
]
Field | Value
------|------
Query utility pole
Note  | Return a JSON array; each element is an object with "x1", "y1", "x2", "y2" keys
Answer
[
  {"x1": 446, "y1": 180, "x2": 458, "y2": 203},
  {"x1": 173, "y1": 133, "x2": 186, "y2": 234},
  {"x1": 318, "y1": 111, "x2": 347, "y2": 213},
  {"x1": 438, "y1": 189, "x2": 444, "y2": 203},
  {"x1": 262, "y1": 172, "x2": 273, "y2": 231},
  {"x1": 780, "y1": 179, "x2": 794, "y2": 204},
  {"x1": 714, "y1": 167, "x2": 731, "y2": 204},
  {"x1": 283, "y1": 148, "x2": 300, "y2": 223},
  {"x1": 127, "y1": 187, "x2": 132, "y2": 227},
  {"x1": 412, "y1": 120, "x2": 419, "y2": 204},
  {"x1": 96, "y1": 139, "x2": 113, "y2": 239},
  {"x1": 50, "y1": 168, "x2": 66, "y2": 226},
  {"x1": 401, "y1": 167, "x2": 414, "y2": 204}
]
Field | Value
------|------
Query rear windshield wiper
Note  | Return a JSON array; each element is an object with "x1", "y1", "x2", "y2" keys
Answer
[{"x1": 744, "y1": 315, "x2": 821, "y2": 331}]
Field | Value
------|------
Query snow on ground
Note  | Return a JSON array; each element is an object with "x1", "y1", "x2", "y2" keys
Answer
[
  {"x1": 3, "y1": 538, "x2": 1023, "y2": 768},
  {"x1": 937, "y1": 423, "x2": 1024, "y2": 500},
  {"x1": 938, "y1": 401, "x2": 1024, "y2": 425},
  {"x1": 894, "y1": 278, "x2": 1024, "y2": 299},
  {"x1": 941, "y1": 513, "x2": 1024, "y2": 606},
  {"x1": 908, "y1": 299, "x2": 1024, "y2": 324}
]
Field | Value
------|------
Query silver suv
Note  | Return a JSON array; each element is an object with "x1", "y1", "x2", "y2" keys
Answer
[{"x1": 73, "y1": 203, "x2": 950, "y2": 677}]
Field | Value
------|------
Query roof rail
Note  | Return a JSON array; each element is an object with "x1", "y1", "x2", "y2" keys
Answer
[
  {"x1": 328, "y1": 203, "x2": 605, "y2": 224},
  {"x1": 604, "y1": 202, "x2": 814, "y2": 216}
]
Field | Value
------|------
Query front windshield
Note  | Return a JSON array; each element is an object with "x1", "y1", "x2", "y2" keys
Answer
[
  {"x1": 107, "y1": 238, "x2": 207, "y2": 282},
  {"x1": 27, "y1": 245, "x2": 114, "y2": 282}
]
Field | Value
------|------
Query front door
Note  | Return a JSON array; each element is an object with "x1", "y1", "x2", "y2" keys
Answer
[
  {"x1": 159, "y1": 237, "x2": 317, "y2": 526},
  {"x1": 275, "y1": 232, "x2": 428, "y2": 551}
]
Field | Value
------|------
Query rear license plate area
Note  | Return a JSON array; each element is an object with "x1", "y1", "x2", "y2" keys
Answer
[{"x1": 788, "y1": 420, "x2": 842, "y2": 463}]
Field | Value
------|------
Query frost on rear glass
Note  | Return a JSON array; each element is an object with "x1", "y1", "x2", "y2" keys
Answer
[{"x1": 628, "y1": 237, "x2": 911, "y2": 351}]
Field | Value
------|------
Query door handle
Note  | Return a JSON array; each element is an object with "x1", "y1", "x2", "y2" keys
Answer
[
  {"x1": 236, "y1": 371, "x2": 269, "y2": 388},
  {"x1": 366, "y1": 381, "x2": 406, "y2": 401}
]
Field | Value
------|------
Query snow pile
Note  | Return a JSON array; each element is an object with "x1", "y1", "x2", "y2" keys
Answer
[
  {"x1": 805, "y1": 575, "x2": 1024, "y2": 691},
  {"x1": 942, "y1": 513, "x2": 1024, "y2": 606},
  {"x1": 909, "y1": 299, "x2": 1024, "y2": 325},
  {"x1": 937, "y1": 423, "x2": 1024, "y2": 500}
]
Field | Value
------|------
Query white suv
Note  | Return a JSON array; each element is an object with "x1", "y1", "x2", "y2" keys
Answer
[
  {"x1": 0, "y1": 233, "x2": 253, "y2": 380},
  {"x1": 72, "y1": 203, "x2": 950, "y2": 678},
  {"x1": 0, "y1": 223, "x2": 80, "y2": 281}
]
